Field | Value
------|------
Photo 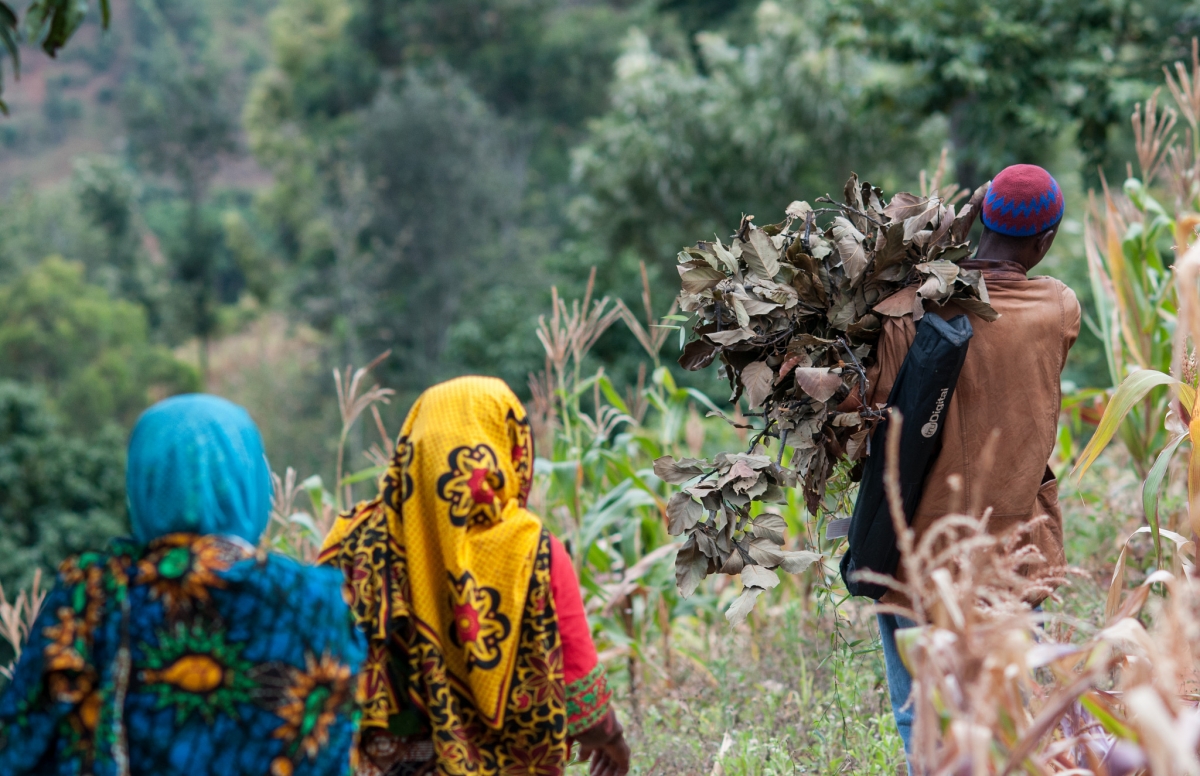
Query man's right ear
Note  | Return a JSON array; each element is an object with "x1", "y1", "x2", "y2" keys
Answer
[{"x1": 1037, "y1": 225, "x2": 1059, "y2": 256}]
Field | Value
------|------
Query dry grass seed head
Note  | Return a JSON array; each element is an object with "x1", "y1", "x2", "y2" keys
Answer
[
  {"x1": 1132, "y1": 88, "x2": 1179, "y2": 187},
  {"x1": 1165, "y1": 38, "x2": 1200, "y2": 134}
]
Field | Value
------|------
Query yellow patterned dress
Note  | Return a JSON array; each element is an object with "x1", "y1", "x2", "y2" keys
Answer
[{"x1": 320, "y1": 377, "x2": 611, "y2": 776}]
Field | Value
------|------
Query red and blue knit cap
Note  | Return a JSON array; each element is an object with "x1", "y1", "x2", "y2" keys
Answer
[{"x1": 980, "y1": 164, "x2": 1065, "y2": 237}]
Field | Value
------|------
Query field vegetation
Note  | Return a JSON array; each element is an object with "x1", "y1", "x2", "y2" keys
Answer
[{"x1": 3, "y1": 1, "x2": 1200, "y2": 773}]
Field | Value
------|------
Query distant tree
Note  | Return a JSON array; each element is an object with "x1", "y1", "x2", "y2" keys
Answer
[
  {"x1": 0, "y1": 183, "x2": 110, "y2": 281},
  {"x1": 246, "y1": 0, "x2": 530, "y2": 394},
  {"x1": 572, "y1": 2, "x2": 938, "y2": 272},
  {"x1": 71, "y1": 155, "x2": 159, "y2": 308},
  {"x1": 353, "y1": 73, "x2": 521, "y2": 385},
  {"x1": 0, "y1": 380, "x2": 127, "y2": 596},
  {"x1": 0, "y1": 257, "x2": 198, "y2": 432},
  {"x1": 121, "y1": 0, "x2": 239, "y2": 379},
  {"x1": 859, "y1": 0, "x2": 1200, "y2": 188}
]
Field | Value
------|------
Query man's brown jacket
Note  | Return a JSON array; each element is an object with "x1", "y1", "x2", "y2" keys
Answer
[{"x1": 861, "y1": 259, "x2": 1080, "y2": 607}]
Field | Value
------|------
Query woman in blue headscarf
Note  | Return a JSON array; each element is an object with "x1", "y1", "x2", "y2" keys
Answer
[{"x1": 0, "y1": 394, "x2": 365, "y2": 776}]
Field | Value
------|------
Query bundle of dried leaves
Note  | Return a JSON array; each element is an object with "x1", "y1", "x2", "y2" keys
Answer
[{"x1": 657, "y1": 174, "x2": 995, "y2": 619}]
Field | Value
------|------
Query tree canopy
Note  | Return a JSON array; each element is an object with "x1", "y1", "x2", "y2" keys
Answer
[{"x1": 0, "y1": 257, "x2": 198, "y2": 432}]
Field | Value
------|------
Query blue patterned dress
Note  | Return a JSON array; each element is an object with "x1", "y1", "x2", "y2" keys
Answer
[{"x1": 0, "y1": 534, "x2": 366, "y2": 776}]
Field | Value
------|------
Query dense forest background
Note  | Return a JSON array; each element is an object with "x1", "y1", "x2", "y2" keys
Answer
[{"x1": 2, "y1": 0, "x2": 1199, "y2": 593}]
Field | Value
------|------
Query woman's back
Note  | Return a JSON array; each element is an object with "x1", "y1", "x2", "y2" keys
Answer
[{"x1": 1, "y1": 534, "x2": 364, "y2": 776}]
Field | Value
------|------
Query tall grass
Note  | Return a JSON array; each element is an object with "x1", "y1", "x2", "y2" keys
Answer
[{"x1": 0, "y1": 569, "x2": 45, "y2": 679}]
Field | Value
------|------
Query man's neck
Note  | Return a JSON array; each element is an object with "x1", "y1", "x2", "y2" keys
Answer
[{"x1": 961, "y1": 255, "x2": 1029, "y2": 278}]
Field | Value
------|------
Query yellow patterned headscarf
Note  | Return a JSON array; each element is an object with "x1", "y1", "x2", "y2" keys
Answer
[{"x1": 320, "y1": 376, "x2": 542, "y2": 730}]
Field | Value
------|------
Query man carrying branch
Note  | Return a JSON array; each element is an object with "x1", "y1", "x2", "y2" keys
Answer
[{"x1": 848, "y1": 164, "x2": 1081, "y2": 760}]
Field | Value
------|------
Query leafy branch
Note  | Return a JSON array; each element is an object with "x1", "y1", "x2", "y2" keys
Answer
[{"x1": 661, "y1": 171, "x2": 991, "y2": 620}]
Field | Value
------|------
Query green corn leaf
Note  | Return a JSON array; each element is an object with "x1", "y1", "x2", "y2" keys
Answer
[
  {"x1": 300, "y1": 474, "x2": 327, "y2": 515},
  {"x1": 1074, "y1": 369, "x2": 1177, "y2": 480},
  {"x1": 597, "y1": 373, "x2": 630, "y2": 415},
  {"x1": 684, "y1": 387, "x2": 724, "y2": 416},
  {"x1": 569, "y1": 370, "x2": 603, "y2": 401},
  {"x1": 1181, "y1": 383, "x2": 1196, "y2": 415},
  {"x1": 286, "y1": 512, "x2": 321, "y2": 539},
  {"x1": 341, "y1": 464, "x2": 386, "y2": 486},
  {"x1": 1079, "y1": 693, "x2": 1138, "y2": 742},
  {"x1": 1141, "y1": 433, "x2": 1186, "y2": 569},
  {"x1": 653, "y1": 365, "x2": 677, "y2": 393}
]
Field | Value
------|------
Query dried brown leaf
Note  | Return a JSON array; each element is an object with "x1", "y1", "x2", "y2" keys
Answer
[
  {"x1": 653, "y1": 456, "x2": 707, "y2": 484},
  {"x1": 681, "y1": 265, "x2": 726, "y2": 294},
  {"x1": 795, "y1": 367, "x2": 843, "y2": 402},
  {"x1": 706, "y1": 328, "x2": 755, "y2": 346},
  {"x1": 724, "y1": 586, "x2": 763, "y2": 625},
  {"x1": 675, "y1": 535, "x2": 707, "y2": 598},
  {"x1": 779, "y1": 550, "x2": 821, "y2": 574},
  {"x1": 741, "y1": 564, "x2": 781, "y2": 589},
  {"x1": 750, "y1": 512, "x2": 787, "y2": 544},
  {"x1": 741, "y1": 361, "x2": 775, "y2": 409},
  {"x1": 742, "y1": 227, "x2": 781, "y2": 279},
  {"x1": 666, "y1": 492, "x2": 703, "y2": 535},
  {"x1": 679, "y1": 338, "x2": 719, "y2": 371}
]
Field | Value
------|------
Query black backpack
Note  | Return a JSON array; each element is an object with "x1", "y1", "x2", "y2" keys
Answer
[{"x1": 839, "y1": 312, "x2": 974, "y2": 599}]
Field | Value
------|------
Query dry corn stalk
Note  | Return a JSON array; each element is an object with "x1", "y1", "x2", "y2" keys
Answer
[
  {"x1": 0, "y1": 569, "x2": 47, "y2": 679},
  {"x1": 615, "y1": 260, "x2": 678, "y2": 364},
  {"x1": 333, "y1": 350, "x2": 394, "y2": 507},
  {"x1": 888, "y1": 240, "x2": 1200, "y2": 775}
]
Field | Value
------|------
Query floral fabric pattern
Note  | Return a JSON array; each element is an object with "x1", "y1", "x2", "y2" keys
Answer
[
  {"x1": 564, "y1": 665, "x2": 613, "y2": 737},
  {"x1": 319, "y1": 376, "x2": 568, "y2": 775},
  {"x1": 0, "y1": 534, "x2": 365, "y2": 776},
  {"x1": 436, "y1": 445, "x2": 507, "y2": 528},
  {"x1": 504, "y1": 410, "x2": 533, "y2": 507},
  {"x1": 447, "y1": 572, "x2": 511, "y2": 672}
]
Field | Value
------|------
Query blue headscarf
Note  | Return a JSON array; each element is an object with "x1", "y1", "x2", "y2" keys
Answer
[{"x1": 127, "y1": 394, "x2": 272, "y2": 544}]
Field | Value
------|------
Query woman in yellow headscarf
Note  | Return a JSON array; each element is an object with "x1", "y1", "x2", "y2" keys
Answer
[{"x1": 319, "y1": 376, "x2": 629, "y2": 776}]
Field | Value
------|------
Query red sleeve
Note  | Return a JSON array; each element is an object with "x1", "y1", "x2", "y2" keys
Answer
[
  {"x1": 549, "y1": 534, "x2": 599, "y2": 684},
  {"x1": 549, "y1": 534, "x2": 613, "y2": 736}
]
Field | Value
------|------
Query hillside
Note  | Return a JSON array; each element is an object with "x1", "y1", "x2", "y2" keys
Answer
[{"x1": 0, "y1": 0, "x2": 271, "y2": 195}]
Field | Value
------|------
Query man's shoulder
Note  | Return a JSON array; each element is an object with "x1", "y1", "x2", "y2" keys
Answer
[
  {"x1": 1026, "y1": 275, "x2": 1081, "y2": 320},
  {"x1": 1028, "y1": 274, "x2": 1077, "y2": 300}
]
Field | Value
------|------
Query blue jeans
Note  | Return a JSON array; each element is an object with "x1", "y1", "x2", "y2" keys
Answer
[{"x1": 878, "y1": 613, "x2": 916, "y2": 773}]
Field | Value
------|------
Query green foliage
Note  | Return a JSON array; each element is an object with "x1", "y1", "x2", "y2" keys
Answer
[
  {"x1": 71, "y1": 155, "x2": 159, "y2": 305},
  {"x1": 248, "y1": 17, "x2": 529, "y2": 392},
  {"x1": 0, "y1": 257, "x2": 198, "y2": 431},
  {"x1": 0, "y1": 380, "x2": 127, "y2": 595},
  {"x1": 571, "y1": 2, "x2": 940, "y2": 272},
  {"x1": 266, "y1": 0, "x2": 378, "y2": 121},
  {"x1": 122, "y1": 0, "x2": 239, "y2": 198},
  {"x1": 860, "y1": 0, "x2": 1200, "y2": 187},
  {"x1": 353, "y1": 73, "x2": 522, "y2": 385},
  {"x1": 120, "y1": 0, "x2": 241, "y2": 375},
  {"x1": 352, "y1": 0, "x2": 630, "y2": 130},
  {"x1": 606, "y1": 603, "x2": 903, "y2": 775},
  {"x1": 1071, "y1": 167, "x2": 1195, "y2": 490},
  {"x1": 0, "y1": 0, "x2": 110, "y2": 114},
  {"x1": 0, "y1": 182, "x2": 110, "y2": 281}
]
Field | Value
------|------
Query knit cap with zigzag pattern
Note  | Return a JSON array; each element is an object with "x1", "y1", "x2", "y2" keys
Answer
[{"x1": 980, "y1": 164, "x2": 1064, "y2": 237}]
